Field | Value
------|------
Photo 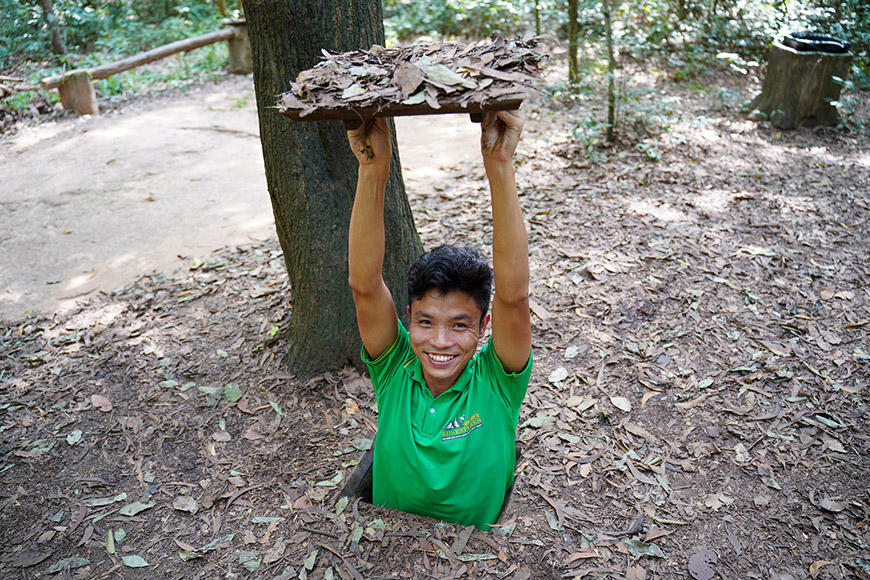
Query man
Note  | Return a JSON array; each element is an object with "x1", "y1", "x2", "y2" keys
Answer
[{"x1": 346, "y1": 110, "x2": 531, "y2": 529}]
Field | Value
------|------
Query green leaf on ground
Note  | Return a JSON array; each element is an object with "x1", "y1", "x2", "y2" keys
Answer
[
  {"x1": 303, "y1": 549, "x2": 318, "y2": 571},
  {"x1": 316, "y1": 472, "x2": 343, "y2": 487},
  {"x1": 122, "y1": 555, "x2": 149, "y2": 568},
  {"x1": 119, "y1": 500, "x2": 155, "y2": 516},
  {"x1": 201, "y1": 533, "x2": 234, "y2": 552},
  {"x1": 48, "y1": 557, "x2": 90, "y2": 574},
  {"x1": 335, "y1": 496, "x2": 349, "y2": 516},
  {"x1": 239, "y1": 550, "x2": 261, "y2": 571},
  {"x1": 624, "y1": 539, "x2": 666, "y2": 558},
  {"x1": 85, "y1": 492, "x2": 126, "y2": 507},
  {"x1": 224, "y1": 383, "x2": 243, "y2": 403}
]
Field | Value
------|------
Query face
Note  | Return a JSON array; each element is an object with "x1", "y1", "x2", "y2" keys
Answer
[{"x1": 408, "y1": 289, "x2": 490, "y2": 396}]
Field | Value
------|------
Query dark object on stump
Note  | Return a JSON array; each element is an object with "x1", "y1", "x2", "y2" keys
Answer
[
  {"x1": 748, "y1": 34, "x2": 852, "y2": 129},
  {"x1": 781, "y1": 32, "x2": 851, "y2": 54}
]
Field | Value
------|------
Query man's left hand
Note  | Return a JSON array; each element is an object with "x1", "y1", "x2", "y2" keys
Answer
[{"x1": 481, "y1": 110, "x2": 524, "y2": 165}]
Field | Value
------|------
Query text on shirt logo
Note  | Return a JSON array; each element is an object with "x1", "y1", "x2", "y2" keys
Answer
[{"x1": 441, "y1": 413, "x2": 482, "y2": 441}]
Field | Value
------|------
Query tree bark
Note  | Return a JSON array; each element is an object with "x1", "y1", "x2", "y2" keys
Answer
[
  {"x1": 567, "y1": 0, "x2": 579, "y2": 84},
  {"x1": 748, "y1": 41, "x2": 852, "y2": 129},
  {"x1": 39, "y1": 0, "x2": 67, "y2": 56},
  {"x1": 604, "y1": 0, "x2": 616, "y2": 143},
  {"x1": 242, "y1": 0, "x2": 423, "y2": 375}
]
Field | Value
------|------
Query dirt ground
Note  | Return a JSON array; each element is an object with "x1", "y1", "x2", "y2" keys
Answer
[
  {"x1": 1, "y1": 59, "x2": 869, "y2": 580},
  {"x1": 0, "y1": 74, "x2": 481, "y2": 320}
]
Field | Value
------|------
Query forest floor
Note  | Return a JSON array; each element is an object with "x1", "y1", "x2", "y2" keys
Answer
[{"x1": 1, "y1": 54, "x2": 869, "y2": 580}]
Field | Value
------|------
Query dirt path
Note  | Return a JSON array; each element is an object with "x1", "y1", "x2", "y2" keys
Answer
[{"x1": 0, "y1": 75, "x2": 480, "y2": 321}]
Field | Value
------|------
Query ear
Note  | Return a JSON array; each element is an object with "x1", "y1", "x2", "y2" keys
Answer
[
  {"x1": 479, "y1": 313, "x2": 491, "y2": 335},
  {"x1": 407, "y1": 305, "x2": 412, "y2": 318}
]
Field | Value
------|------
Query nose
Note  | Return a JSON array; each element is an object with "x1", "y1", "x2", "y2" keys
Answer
[{"x1": 431, "y1": 325, "x2": 452, "y2": 349}]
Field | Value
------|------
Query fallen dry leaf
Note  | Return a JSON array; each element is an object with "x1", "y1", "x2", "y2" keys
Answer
[{"x1": 90, "y1": 394, "x2": 112, "y2": 412}]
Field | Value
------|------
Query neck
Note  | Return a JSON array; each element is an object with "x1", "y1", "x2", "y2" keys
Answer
[{"x1": 427, "y1": 382, "x2": 450, "y2": 397}]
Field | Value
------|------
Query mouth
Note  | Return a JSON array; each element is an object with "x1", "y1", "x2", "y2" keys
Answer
[{"x1": 427, "y1": 353, "x2": 457, "y2": 365}]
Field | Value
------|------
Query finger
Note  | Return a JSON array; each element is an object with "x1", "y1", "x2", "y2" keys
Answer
[
  {"x1": 481, "y1": 111, "x2": 497, "y2": 130},
  {"x1": 496, "y1": 109, "x2": 522, "y2": 129}
]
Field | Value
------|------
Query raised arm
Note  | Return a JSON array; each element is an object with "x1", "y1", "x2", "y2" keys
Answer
[
  {"x1": 481, "y1": 110, "x2": 531, "y2": 373},
  {"x1": 347, "y1": 118, "x2": 399, "y2": 359}
]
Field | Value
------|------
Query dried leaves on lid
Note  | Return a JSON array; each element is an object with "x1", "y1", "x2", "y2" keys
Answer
[{"x1": 279, "y1": 35, "x2": 547, "y2": 120}]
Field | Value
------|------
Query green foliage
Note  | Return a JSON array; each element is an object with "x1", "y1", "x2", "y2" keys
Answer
[
  {"x1": 384, "y1": 0, "x2": 869, "y2": 70},
  {"x1": 0, "y1": 0, "x2": 222, "y2": 68},
  {"x1": 383, "y1": 0, "x2": 540, "y2": 41},
  {"x1": 1, "y1": 1, "x2": 229, "y2": 115}
]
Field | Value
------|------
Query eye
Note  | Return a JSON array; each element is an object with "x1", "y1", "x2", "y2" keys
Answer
[{"x1": 454, "y1": 322, "x2": 468, "y2": 329}]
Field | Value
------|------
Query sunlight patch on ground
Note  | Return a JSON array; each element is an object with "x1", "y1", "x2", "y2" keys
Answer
[
  {"x1": 768, "y1": 191, "x2": 819, "y2": 215},
  {"x1": 63, "y1": 270, "x2": 98, "y2": 292},
  {"x1": 628, "y1": 198, "x2": 690, "y2": 222},
  {"x1": 692, "y1": 188, "x2": 732, "y2": 214},
  {"x1": 0, "y1": 288, "x2": 27, "y2": 315},
  {"x1": 43, "y1": 303, "x2": 128, "y2": 340},
  {"x1": 106, "y1": 251, "x2": 147, "y2": 271},
  {"x1": 4, "y1": 116, "x2": 87, "y2": 153},
  {"x1": 697, "y1": 127, "x2": 722, "y2": 142},
  {"x1": 799, "y1": 145, "x2": 842, "y2": 167}
]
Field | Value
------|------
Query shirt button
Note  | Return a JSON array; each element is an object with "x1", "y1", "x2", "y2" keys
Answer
[{"x1": 429, "y1": 408, "x2": 435, "y2": 414}]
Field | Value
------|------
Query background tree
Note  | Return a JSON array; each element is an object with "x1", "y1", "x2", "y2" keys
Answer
[
  {"x1": 567, "y1": 0, "x2": 579, "y2": 84},
  {"x1": 603, "y1": 0, "x2": 615, "y2": 143},
  {"x1": 38, "y1": 0, "x2": 67, "y2": 56},
  {"x1": 241, "y1": 0, "x2": 423, "y2": 375}
]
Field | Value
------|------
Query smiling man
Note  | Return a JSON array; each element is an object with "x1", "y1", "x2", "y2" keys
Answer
[{"x1": 346, "y1": 110, "x2": 532, "y2": 529}]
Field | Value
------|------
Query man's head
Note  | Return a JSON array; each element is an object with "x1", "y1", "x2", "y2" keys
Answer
[
  {"x1": 407, "y1": 245, "x2": 492, "y2": 323},
  {"x1": 406, "y1": 245, "x2": 492, "y2": 395}
]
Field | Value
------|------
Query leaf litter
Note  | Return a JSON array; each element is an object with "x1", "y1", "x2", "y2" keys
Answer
[
  {"x1": 1, "y1": 49, "x2": 869, "y2": 580},
  {"x1": 279, "y1": 35, "x2": 547, "y2": 121}
]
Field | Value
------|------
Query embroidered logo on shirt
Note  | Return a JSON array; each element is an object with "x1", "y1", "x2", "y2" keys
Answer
[{"x1": 441, "y1": 413, "x2": 482, "y2": 441}]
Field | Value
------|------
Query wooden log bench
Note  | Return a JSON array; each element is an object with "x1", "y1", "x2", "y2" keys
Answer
[{"x1": 40, "y1": 20, "x2": 252, "y2": 116}]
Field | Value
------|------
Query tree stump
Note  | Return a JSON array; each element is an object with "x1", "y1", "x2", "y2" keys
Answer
[
  {"x1": 227, "y1": 22, "x2": 252, "y2": 74},
  {"x1": 59, "y1": 70, "x2": 99, "y2": 116},
  {"x1": 748, "y1": 40, "x2": 851, "y2": 129}
]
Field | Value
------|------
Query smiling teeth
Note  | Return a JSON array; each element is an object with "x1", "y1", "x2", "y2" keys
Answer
[{"x1": 430, "y1": 354, "x2": 454, "y2": 362}]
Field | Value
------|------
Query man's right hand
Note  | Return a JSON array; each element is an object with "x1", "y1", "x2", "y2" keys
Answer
[{"x1": 347, "y1": 117, "x2": 392, "y2": 169}]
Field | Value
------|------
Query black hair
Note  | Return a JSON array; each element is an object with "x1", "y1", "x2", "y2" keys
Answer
[{"x1": 407, "y1": 245, "x2": 493, "y2": 319}]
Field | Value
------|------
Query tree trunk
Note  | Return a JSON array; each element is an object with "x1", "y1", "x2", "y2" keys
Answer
[
  {"x1": 243, "y1": 0, "x2": 423, "y2": 375},
  {"x1": 748, "y1": 41, "x2": 852, "y2": 129},
  {"x1": 39, "y1": 0, "x2": 67, "y2": 56},
  {"x1": 567, "y1": 0, "x2": 579, "y2": 84},
  {"x1": 604, "y1": 0, "x2": 616, "y2": 143}
]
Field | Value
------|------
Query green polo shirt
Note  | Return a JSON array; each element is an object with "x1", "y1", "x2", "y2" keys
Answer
[{"x1": 363, "y1": 322, "x2": 532, "y2": 529}]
